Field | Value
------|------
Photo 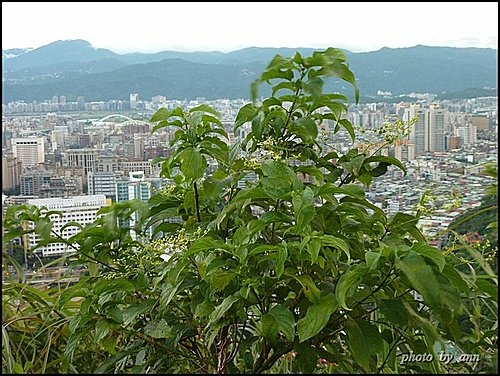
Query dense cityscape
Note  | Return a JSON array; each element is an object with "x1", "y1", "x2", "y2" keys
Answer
[{"x1": 2, "y1": 92, "x2": 497, "y2": 258}]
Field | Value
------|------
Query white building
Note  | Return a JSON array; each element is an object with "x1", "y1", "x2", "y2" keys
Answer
[
  {"x1": 25, "y1": 194, "x2": 109, "y2": 257},
  {"x1": 130, "y1": 93, "x2": 139, "y2": 110},
  {"x1": 11, "y1": 137, "x2": 45, "y2": 166},
  {"x1": 455, "y1": 124, "x2": 477, "y2": 146}
]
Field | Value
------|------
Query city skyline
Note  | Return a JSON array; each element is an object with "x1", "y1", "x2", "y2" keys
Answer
[{"x1": 2, "y1": 2, "x2": 498, "y2": 53}]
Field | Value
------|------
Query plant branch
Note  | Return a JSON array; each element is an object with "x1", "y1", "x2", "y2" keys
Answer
[
  {"x1": 50, "y1": 229, "x2": 120, "y2": 272},
  {"x1": 194, "y1": 181, "x2": 201, "y2": 223}
]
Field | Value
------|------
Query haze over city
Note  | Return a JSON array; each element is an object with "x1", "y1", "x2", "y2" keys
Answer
[{"x1": 2, "y1": 1, "x2": 498, "y2": 53}]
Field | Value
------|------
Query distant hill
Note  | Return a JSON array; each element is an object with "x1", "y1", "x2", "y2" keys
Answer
[
  {"x1": 2, "y1": 39, "x2": 497, "y2": 103},
  {"x1": 2, "y1": 59, "x2": 268, "y2": 102},
  {"x1": 4, "y1": 58, "x2": 127, "y2": 84},
  {"x1": 2, "y1": 47, "x2": 33, "y2": 59},
  {"x1": 348, "y1": 45, "x2": 497, "y2": 95},
  {"x1": 2, "y1": 39, "x2": 118, "y2": 70}
]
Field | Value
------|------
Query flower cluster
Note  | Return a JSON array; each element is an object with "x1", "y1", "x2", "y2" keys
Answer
[{"x1": 145, "y1": 227, "x2": 209, "y2": 262}]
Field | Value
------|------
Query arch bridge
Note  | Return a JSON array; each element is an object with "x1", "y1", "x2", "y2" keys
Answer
[{"x1": 94, "y1": 114, "x2": 150, "y2": 128}]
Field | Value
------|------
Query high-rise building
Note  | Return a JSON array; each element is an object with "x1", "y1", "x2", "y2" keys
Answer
[
  {"x1": 77, "y1": 96, "x2": 85, "y2": 111},
  {"x1": 130, "y1": 93, "x2": 139, "y2": 110},
  {"x1": 87, "y1": 171, "x2": 122, "y2": 200},
  {"x1": 427, "y1": 105, "x2": 445, "y2": 152},
  {"x1": 65, "y1": 148, "x2": 98, "y2": 175},
  {"x1": 456, "y1": 124, "x2": 477, "y2": 146},
  {"x1": 11, "y1": 137, "x2": 45, "y2": 166},
  {"x1": 2, "y1": 152, "x2": 22, "y2": 190},
  {"x1": 20, "y1": 173, "x2": 44, "y2": 196},
  {"x1": 404, "y1": 104, "x2": 426, "y2": 154},
  {"x1": 133, "y1": 136, "x2": 145, "y2": 159},
  {"x1": 392, "y1": 140, "x2": 415, "y2": 162},
  {"x1": 404, "y1": 104, "x2": 445, "y2": 154},
  {"x1": 25, "y1": 195, "x2": 109, "y2": 257}
]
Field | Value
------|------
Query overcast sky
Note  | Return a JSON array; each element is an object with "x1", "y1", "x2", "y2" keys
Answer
[{"x1": 2, "y1": 2, "x2": 498, "y2": 53}]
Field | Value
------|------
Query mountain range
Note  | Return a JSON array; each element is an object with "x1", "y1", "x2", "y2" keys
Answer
[{"x1": 2, "y1": 39, "x2": 497, "y2": 104}]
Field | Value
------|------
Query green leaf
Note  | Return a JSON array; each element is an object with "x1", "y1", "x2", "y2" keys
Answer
[
  {"x1": 338, "y1": 119, "x2": 355, "y2": 141},
  {"x1": 364, "y1": 155, "x2": 407, "y2": 175},
  {"x1": 211, "y1": 272, "x2": 236, "y2": 290},
  {"x1": 266, "y1": 54, "x2": 295, "y2": 70},
  {"x1": 275, "y1": 246, "x2": 287, "y2": 278},
  {"x1": 294, "y1": 342, "x2": 318, "y2": 374},
  {"x1": 94, "y1": 278, "x2": 135, "y2": 296},
  {"x1": 186, "y1": 111, "x2": 203, "y2": 128},
  {"x1": 179, "y1": 147, "x2": 206, "y2": 181},
  {"x1": 293, "y1": 274, "x2": 322, "y2": 304},
  {"x1": 144, "y1": 319, "x2": 173, "y2": 339},
  {"x1": 268, "y1": 304, "x2": 295, "y2": 341},
  {"x1": 248, "y1": 244, "x2": 282, "y2": 257},
  {"x1": 475, "y1": 278, "x2": 498, "y2": 301},
  {"x1": 261, "y1": 177, "x2": 291, "y2": 201},
  {"x1": 188, "y1": 237, "x2": 230, "y2": 254},
  {"x1": 189, "y1": 104, "x2": 220, "y2": 117},
  {"x1": 321, "y1": 235, "x2": 350, "y2": 261},
  {"x1": 365, "y1": 251, "x2": 381, "y2": 272},
  {"x1": 389, "y1": 212, "x2": 424, "y2": 241},
  {"x1": 272, "y1": 81, "x2": 296, "y2": 96},
  {"x1": 150, "y1": 107, "x2": 171, "y2": 122},
  {"x1": 412, "y1": 242, "x2": 446, "y2": 272},
  {"x1": 396, "y1": 251, "x2": 440, "y2": 309},
  {"x1": 436, "y1": 274, "x2": 461, "y2": 314},
  {"x1": 297, "y1": 293, "x2": 337, "y2": 342},
  {"x1": 296, "y1": 165, "x2": 324, "y2": 185},
  {"x1": 292, "y1": 186, "x2": 315, "y2": 233},
  {"x1": 95, "y1": 319, "x2": 118, "y2": 343},
  {"x1": 122, "y1": 299, "x2": 155, "y2": 325},
  {"x1": 335, "y1": 265, "x2": 366, "y2": 310},
  {"x1": 303, "y1": 76, "x2": 324, "y2": 98},
  {"x1": 307, "y1": 239, "x2": 321, "y2": 264},
  {"x1": 34, "y1": 217, "x2": 53, "y2": 239},
  {"x1": 340, "y1": 154, "x2": 365, "y2": 176},
  {"x1": 345, "y1": 318, "x2": 383, "y2": 372},
  {"x1": 251, "y1": 80, "x2": 260, "y2": 103},
  {"x1": 159, "y1": 281, "x2": 182, "y2": 308},
  {"x1": 259, "y1": 211, "x2": 293, "y2": 224},
  {"x1": 441, "y1": 264, "x2": 469, "y2": 293},
  {"x1": 261, "y1": 160, "x2": 296, "y2": 182},
  {"x1": 251, "y1": 110, "x2": 265, "y2": 138},
  {"x1": 13, "y1": 363, "x2": 24, "y2": 374},
  {"x1": 289, "y1": 117, "x2": 318, "y2": 144},
  {"x1": 261, "y1": 67, "x2": 294, "y2": 82},
  {"x1": 209, "y1": 294, "x2": 239, "y2": 324},
  {"x1": 403, "y1": 301, "x2": 443, "y2": 353},
  {"x1": 133, "y1": 271, "x2": 149, "y2": 290},
  {"x1": 106, "y1": 307, "x2": 123, "y2": 324},
  {"x1": 60, "y1": 221, "x2": 83, "y2": 233},
  {"x1": 258, "y1": 313, "x2": 279, "y2": 340},
  {"x1": 379, "y1": 299, "x2": 409, "y2": 327},
  {"x1": 369, "y1": 162, "x2": 389, "y2": 177}
]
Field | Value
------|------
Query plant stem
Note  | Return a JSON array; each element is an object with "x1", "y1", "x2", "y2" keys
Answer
[{"x1": 193, "y1": 181, "x2": 201, "y2": 223}]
